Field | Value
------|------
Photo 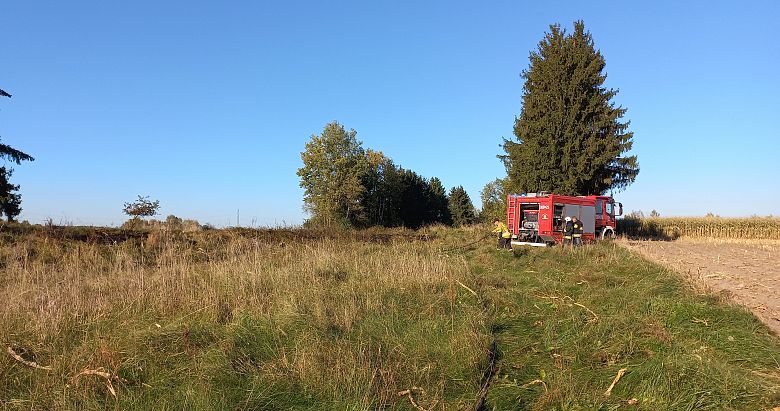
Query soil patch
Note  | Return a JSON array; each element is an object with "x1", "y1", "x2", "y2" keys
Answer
[{"x1": 620, "y1": 238, "x2": 780, "y2": 334}]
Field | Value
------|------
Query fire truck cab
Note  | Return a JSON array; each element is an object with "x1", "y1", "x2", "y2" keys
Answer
[{"x1": 506, "y1": 193, "x2": 623, "y2": 247}]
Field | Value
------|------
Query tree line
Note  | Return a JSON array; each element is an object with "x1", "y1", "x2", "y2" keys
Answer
[
  {"x1": 300, "y1": 21, "x2": 639, "y2": 229},
  {"x1": 297, "y1": 122, "x2": 475, "y2": 229},
  {"x1": 3, "y1": 20, "x2": 639, "y2": 228}
]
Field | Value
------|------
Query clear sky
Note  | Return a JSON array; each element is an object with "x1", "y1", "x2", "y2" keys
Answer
[{"x1": 2, "y1": 1, "x2": 778, "y2": 227}]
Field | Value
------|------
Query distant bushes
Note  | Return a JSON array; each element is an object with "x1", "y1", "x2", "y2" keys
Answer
[{"x1": 121, "y1": 215, "x2": 203, "y2": 232}]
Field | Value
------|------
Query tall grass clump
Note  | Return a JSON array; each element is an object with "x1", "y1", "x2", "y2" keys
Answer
[{"x1": 0, "y1": 228, "x2": 491, "y2": 410}]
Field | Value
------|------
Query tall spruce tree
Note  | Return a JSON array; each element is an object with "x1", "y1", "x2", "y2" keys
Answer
[
  {"x1": 502, "y1": 21, "x2": 638, "y2": 195},
  {"x1": 0, "y1": 89, "x2": 34, "y2": 165},
  {"x1": 397, "y1": 169, "x2": 432, "y2": 229}
]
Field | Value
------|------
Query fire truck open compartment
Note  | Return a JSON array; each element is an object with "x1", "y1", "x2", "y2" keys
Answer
[{"x1": 519, "y1": 203, "x2": 539, "y2": 228}]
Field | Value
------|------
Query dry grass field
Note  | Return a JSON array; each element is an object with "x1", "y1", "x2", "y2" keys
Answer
[{"x1": 0, "y1": 226, "x2": 490, "y2": 409}]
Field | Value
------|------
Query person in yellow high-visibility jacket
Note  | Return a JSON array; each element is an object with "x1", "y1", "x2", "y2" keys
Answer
[{"x1": 492, "y1": 219, "x2": 512, "y2": 249}]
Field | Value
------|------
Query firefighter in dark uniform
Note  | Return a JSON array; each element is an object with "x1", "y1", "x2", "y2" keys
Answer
[
  {"x1": 563, "y1": 216, "x2": 573, "y2": 247},
  {"x1": 572, "y1": 216, "x2": 583, "y2": 247}
]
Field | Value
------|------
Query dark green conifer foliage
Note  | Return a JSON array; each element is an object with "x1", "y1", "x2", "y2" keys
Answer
[
  {"x1": 0, "y1": 167, "x2": 22, "y2": 222},
  {"x1": 0, "y1": 89, "x2": 34, "y2": 222},
  {"x1": 427, "y1": 177, "x2": 451, "y2": 225},
  {"x1": 502, "y1": 21, "x2": 638, "y2": 195},
  {"x1": 448, "y1": 186, "x2": 475, "y2": 227},
  {"x1": 360, "y1": 150, "x2": 398, "y2": 227}
]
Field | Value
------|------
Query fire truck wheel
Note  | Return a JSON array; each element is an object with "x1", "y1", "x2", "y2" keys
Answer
[{"x1": 601, "y1": 228, "x2": 616, "y2": 240}]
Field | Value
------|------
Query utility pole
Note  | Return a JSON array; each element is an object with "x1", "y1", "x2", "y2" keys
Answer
[{"x1": 236, "y1": 209, "x2": 240, "y2": 227}]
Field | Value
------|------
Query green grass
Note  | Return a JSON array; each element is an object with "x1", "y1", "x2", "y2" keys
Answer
[
  {"x1": 467, "y1": 242, "x2": 780, "y2": 410},
  {"x1": 1, "y1": 226, "x2": 779, "y2": 410}
]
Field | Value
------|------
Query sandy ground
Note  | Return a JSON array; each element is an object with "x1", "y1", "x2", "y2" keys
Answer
[{"x1": 620, "y1": 238, "x2": 780, "y2": 335}]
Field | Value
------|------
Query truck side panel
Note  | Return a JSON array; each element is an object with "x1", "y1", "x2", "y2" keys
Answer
[
  {"x1": 563, "y1": 204, "x2": 595, "y2": 234},
  {"x1": 579, "y1": 206, "x2": 595, "y2": 234}
]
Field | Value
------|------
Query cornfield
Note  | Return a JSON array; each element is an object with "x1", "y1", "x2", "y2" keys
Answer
[{"x1": 618, "y1": 216, "x2": 780, "y2": 240}]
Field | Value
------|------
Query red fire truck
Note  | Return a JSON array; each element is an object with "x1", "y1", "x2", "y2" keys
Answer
[{"x1": 506, "y1": 193, "x2": 623, "y2": 247}]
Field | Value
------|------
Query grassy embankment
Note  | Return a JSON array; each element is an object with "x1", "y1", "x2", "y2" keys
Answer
[{"x1": 1, "y1": 225, "x2": 779, "y2": 410}]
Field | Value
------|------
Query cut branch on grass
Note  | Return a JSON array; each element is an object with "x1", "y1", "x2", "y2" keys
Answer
[
  {"x1": 521, "y1": 379, "x2": 548, "y2": 392},
  {"x1": 71, "y1": 368, "x2": 127, "y2": 398},
  {"x1": 535, "y1": 293, "x2": 598, "y2": 323},
  {"x1": 455, "y1": 279, "x2": 479, "y2": 298},
  {"x1": 6, "y1": 346, "x2": 52, "y2": 370},
  {"x1": 604, "y1": 368, "x2": 627, "y2": 397},
  {"x1": 572, "y1": 302, "x2": 599, "y2": 323}
]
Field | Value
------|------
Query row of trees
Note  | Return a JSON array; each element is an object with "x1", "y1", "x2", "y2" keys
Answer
[
  {"x1": 297, "y1": 122, "x2": 475, "y2": 228},
  {"x1": 0, "y1": 88, "x2": 34, "y2": 222},
  {"x1": 5, "y1": 20, "x2": 638, "y2": 228},
  {"x1": 303, "y1": 22, "x2": 639, "y2": 230}
]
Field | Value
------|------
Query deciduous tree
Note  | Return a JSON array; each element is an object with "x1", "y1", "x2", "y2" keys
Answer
[
  {"x1": 123, "y1": 195, "x2": 160, "y2": 219},
  {"x1": 297, "y1": 122, "x2": 369, "y2": 227},
  {"x1": 480, "y1": 178, "x2": 507, "y2": 223}
]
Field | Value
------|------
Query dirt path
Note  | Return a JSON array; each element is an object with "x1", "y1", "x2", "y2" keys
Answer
[{"x1": 620, "y1": 238, "x2": 780, "y2": 335}]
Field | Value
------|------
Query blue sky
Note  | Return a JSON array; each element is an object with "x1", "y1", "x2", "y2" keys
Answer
[{"x1": 2, "y1": 1, "x2": 778, "y2": 226}]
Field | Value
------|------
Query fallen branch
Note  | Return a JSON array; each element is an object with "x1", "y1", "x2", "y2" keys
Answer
[
  {"x1": 6, "y1": 346, "x2": 52, "y2": 370},
  {"x1": 72, "y1": 368, "x2": 126, "y2": 398},
  {"x1": 572, "y1": 302, "x2": 599, "y2": 323},
  {"x1": 74, "y1": 369, "x2": 113, "y2": 380},
  {"x1": 535, "y1": 294, "x2": 598, "y2": 323},
  {"x1": 604, "y1": 368, "x2": 627, "y2": 397},
  {"x1": 455, "y1": 280, "x2": 479, "y2": 298},
  {"x1": 692, "y1": 317, "x2": 710, "y2": 326},
  {"x1": 397, "y1": 387, "x2": 430, "y2": 411}
]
